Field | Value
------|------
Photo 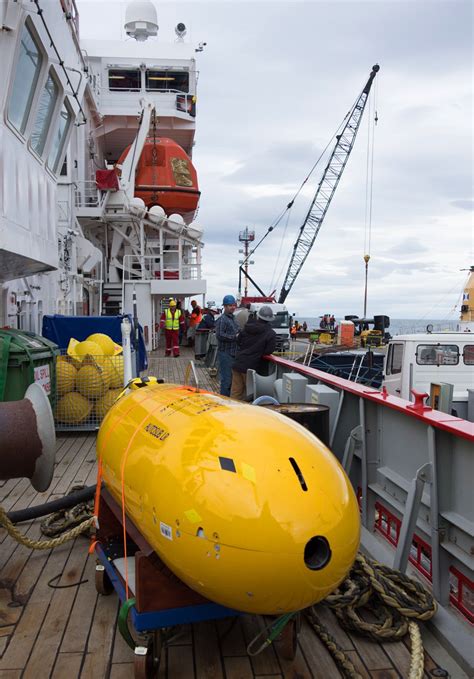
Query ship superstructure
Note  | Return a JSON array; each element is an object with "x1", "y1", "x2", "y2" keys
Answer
[{"x1": 0, "y1": 0, "x2": 206, "y2": 350}]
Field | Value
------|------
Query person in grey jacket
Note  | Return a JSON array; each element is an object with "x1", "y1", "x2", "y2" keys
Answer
[
  {"x1": 215, "y1": 294, "x2": 240, "y2": 396},
  {"x1": 230, "y1": 305, "x2": 276, "y2": 400}
]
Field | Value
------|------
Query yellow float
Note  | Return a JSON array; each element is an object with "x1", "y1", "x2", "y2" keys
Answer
[
  {"x1": 76, "y1": 362, "x2": 110, "y2": 399},
  {"x1": 55, "y1": 391, "x2": 92, "y2": 424},
  {"x1": 56, "y1": 356, "x2": 76, "y2": 396},
  {"x1": 97, "y1": 383, "x2": 360, "y2": 614},
  {"x1": 94, "y1": 388, "x2": 122, "y2": 420},
  {"x1": 86, "y1": 333, "x2": 122, "y2": 356}
]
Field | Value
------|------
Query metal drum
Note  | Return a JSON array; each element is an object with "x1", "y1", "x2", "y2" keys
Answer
[{"x1": 261, "y1": 403, "x2": 330, "y2": 445}]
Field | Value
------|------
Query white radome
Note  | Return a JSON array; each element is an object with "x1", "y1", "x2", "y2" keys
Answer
[
  {"x1": 124, "y1": 1, "x2": 158, "y2": 42},
  {"x1": 187, "y1": 222, "x2": 204, "y2": 241},
  {"x1": 148, "y1": 205, "x2": 166, "y2": 225},
  {"x1": 129, "y1": 197, "x2": 146, "y2": 217}
]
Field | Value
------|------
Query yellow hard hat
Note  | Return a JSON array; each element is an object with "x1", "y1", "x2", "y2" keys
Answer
[{"x1": 169, "y1": 299, "x2": 177, "y2": 307}]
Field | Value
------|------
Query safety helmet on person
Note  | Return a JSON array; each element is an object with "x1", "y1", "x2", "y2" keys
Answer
[
  {"x1": 222, "y1": 294, "x2": 236, "y2": 305},
  {"x1": 257, "y1": 305, "x2": 274, "y2": 321},
  {"x1": 169, "y1": 298, "x2": 177, "y2": 307}
]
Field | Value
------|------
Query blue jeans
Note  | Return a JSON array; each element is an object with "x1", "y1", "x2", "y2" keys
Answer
[{"x1": 218, "y1": 351, "x2": 234, "y2": 396}]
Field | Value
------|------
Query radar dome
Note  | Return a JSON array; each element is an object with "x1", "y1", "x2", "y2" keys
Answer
[
  {"x1": 167, "y1": 213, "x2": 186, "y2": 234},
  {"x1": 187, "y1": 222, "x2": 203, "y2": 241},
  {"x1": 148, "y1": 205, "x2": 166, "y2": 225},
  {"x1": 129, "y1": 197, "x2": 146, "y2": 217},
  {"x1": 124, "y1": 1, "x2": 158, "y2": 42}
]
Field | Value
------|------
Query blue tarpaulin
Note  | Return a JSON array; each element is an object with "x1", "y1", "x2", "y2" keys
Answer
[{"x1": 42, "y1": 315, "x2": 148, "y2": 372}]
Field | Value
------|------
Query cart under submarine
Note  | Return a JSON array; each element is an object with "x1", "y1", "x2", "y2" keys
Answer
[{"x1": 93, "y1": 378, "x2": 360, "y2": 677}]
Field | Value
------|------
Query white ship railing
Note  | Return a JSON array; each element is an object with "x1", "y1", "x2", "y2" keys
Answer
[
  {"x1": 74, "y1": 180, "x2": 103, "y2": 208},
  {"x1": 61, "y1": 0, "x2": 80, "y2": 35},
  {"x1": 122, "y1": 254, "x2": 201, "y2": 282}
]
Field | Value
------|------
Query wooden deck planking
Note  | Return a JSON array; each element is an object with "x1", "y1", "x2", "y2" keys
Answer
[
  {"x1": 146, "y1": 346, "x2": 220, "y2": 393},
  {"x1": 0, "y1": 364, "x2": 464, "y2": 677}
]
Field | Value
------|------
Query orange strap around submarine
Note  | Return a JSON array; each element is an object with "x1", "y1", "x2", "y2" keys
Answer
[
  {"x1": 119, "y1": 399, "x2": 174, "y2": 599},
  {"x1": 90, "y1": 388, "x2": 162, "y2": 565}
]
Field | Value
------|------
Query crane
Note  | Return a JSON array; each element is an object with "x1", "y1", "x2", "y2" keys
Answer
[{"x1": 278, "y1": 64, "x2": 380, "y2": 304}]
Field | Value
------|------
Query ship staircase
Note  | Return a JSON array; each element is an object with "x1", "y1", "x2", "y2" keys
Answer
[{"x1": 75, "y1": 179, "x2": 205, "y2": 353}]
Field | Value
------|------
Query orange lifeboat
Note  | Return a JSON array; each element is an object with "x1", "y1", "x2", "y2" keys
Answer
[{"x1": 117, "y1": 137, "x2": 200, "y2": 218}]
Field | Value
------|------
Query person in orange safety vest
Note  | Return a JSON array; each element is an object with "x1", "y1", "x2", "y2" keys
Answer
[
  {"x1": 187, "y1": 299, "x2": 203, "y2": 346},
  {"x1": 160, "y1": 299, "x2": 185, "y2": 357}
]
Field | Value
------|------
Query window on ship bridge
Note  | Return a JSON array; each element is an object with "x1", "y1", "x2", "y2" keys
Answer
[
  {"x1": 146, "y1": 70, "x2": 189, "y2": 92},
  {"x1": 30, "y1": 70, "x2": 59, "y2": 157},
  {"x1": 108, "y1": 69, "x2": 141, "y2": 91},
  {"x1": 47, "y1": 102, "x2": 72, "y2": 174},
  {"x1": 7, "y1": 20, "x2": 44, "y2": 134}
]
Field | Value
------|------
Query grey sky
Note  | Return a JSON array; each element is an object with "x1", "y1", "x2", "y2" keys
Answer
[{"x1": 77, "y1": 0, "x2": 473, "y2": 319}]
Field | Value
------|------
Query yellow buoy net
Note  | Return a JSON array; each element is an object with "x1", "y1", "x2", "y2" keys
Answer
[
  {"x1": 56, "y1": 356, "x2": 77, "y2": 396},
  {"x1": 55, "y1": 333, "x2": 124, "y2": 429},
  {"x1": 55, "y1": 392, "x2": 92, "y2": 424},
  {"x1": 94, "y1": 388, "x2": 123, "y2": 420},
  {"x1": 76, "y1": 363, "x2": 110, "y2": 399}
]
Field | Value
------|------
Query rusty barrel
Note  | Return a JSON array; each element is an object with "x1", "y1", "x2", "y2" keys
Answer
[
  {"x1": 0, "y1": 383, "x2": 55, "y2": 491},
  {"x1": 261, "y1": 403, "x2": 330, "y2": 445}
]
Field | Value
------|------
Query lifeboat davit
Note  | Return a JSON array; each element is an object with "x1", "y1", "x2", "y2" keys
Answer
[{"x1": 118, "y1": 137, "x2": 200, "y2": 219}]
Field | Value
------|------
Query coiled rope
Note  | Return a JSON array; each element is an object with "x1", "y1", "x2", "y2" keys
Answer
[
  {"x1": 0, "y1": 496, "x2": 436, "y2": 679},
  {"x1": 0, "y1": 505, "x2": 95, "y2": 550},
  {"x1": 306, "y1": 553, "x2": 436, "y2": 679}
]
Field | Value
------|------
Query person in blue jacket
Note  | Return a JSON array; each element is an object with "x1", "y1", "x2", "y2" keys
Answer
[
  {"x1": 198, "y1": 308, "x2": 217, "y2": 330},
  {"x1": 215, "y1": 295, "x2": 240, "y2": 396}
]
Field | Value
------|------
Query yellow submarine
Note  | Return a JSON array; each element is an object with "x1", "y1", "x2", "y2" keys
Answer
[{"x1": 97, "y1": 383, "x2": 360, "y2": 614}]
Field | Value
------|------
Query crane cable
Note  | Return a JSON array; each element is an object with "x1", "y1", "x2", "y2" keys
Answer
[
  {"x1": 240, "y1": 109, "x2": 354, "y2": 271},
  {"x1": 269, "y1": 206, "x2": 293, "y2": 294},
  {"x1": 364, "y1": 80, "x2": 378, "y2": 260},
  {"x1": 362, "y1": 81, "x2": 378, "y2": 317}
]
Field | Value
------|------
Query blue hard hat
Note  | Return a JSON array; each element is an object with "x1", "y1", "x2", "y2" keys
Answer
[{"x1": 222, "y1": 294, "x2": 236, "y2": 305}]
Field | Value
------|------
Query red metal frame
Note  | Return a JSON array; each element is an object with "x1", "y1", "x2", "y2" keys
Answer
[
  {"x1": 267, "y1": 355, "x2": 474, "y2": 624},
  {"x1": 267, "y1": 355, "x2": 474, "y2": 442},
  {"x1": 374, "y1": 501, "x2": 401, "y2": 547},
  {"x1": 449, "y1": 567, "x2": 474, "y2": 624},
  {"x1": 409, "y1": 533, "x2": 432, "y2": 581}
]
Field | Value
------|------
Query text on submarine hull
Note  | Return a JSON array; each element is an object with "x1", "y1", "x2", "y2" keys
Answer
[
  {"x1": 97, "y1": 384, "x2": 360, "y2": 614},
  {"x1": 117, "y1": 137, "x2": 200, "y2": 217}
]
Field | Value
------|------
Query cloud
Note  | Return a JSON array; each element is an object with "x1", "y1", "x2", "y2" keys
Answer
[{"x1": 77, "y1": 0, "x2": 473, "y2": 319}]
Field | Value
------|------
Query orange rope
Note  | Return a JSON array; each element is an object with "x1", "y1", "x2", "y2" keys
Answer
[
  {"x1": 119, "y1": 398, "x2": 170, "y2": 600},
  {"x1": 93, "y1": 388, "x2": 160, "y2": 569}
]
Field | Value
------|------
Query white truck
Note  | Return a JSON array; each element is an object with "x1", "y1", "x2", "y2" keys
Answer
[
  {"x1": 382, "y1": 332, "x2": 474, "y2": 420},
  {"x1": 247, "y1": 302, "x2": 291, "y2": 351}
]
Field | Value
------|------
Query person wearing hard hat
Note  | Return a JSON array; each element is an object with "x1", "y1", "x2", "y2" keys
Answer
[
  {"x1": 215, "y1": 294, "x2": 239, "y2": 396},
  {"x1": 230, "y1": 305, "x2": 277, "y2": 400},
  {"x1": 160, "y1": 299, "x2": 185, "y2": 357}
]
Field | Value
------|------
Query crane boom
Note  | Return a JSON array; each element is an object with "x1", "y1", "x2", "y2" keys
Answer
[{"x1": 278, "y1": 64, "x2": 380, "y2": 304}]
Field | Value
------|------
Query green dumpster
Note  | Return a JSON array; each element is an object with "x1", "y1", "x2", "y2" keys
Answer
[{"x1": 0, "y1": 329, "x2": 59, "y2": 406}]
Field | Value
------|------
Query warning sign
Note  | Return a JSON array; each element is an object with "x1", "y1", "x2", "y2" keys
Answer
[{"x1": 34, "y1": 364, "x2": 51, "y2": 395}]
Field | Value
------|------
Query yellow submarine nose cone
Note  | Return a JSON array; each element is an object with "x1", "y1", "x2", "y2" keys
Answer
[{"x1": 97, "y1": 384, "x2": 360, "y2": 614}]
